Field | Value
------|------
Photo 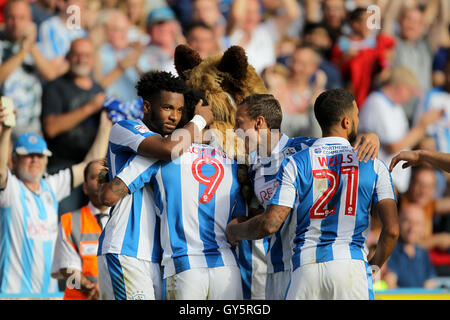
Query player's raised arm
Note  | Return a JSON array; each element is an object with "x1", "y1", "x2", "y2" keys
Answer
[
  {"x1": 120, "y1": 71, "x2": 214, "y2": 162},
  {"x1": 137, "y1": 99, "x2": 213, "y2": 161},
  {"x1": 226, "y1": 204, "x2": 291, "y2": 245}
]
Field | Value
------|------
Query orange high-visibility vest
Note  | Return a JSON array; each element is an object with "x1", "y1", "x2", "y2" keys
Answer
[{"x1": 60, "y1": 205, "x2": 102, "y2": 300}]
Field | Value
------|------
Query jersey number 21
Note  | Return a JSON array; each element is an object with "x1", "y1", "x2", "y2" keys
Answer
[{"x1": 310, "y1": 166, "x2": 358, "y2": 219}]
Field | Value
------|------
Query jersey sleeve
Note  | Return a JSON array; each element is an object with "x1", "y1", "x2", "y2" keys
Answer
[
  {"x1": 267, "y1": 157, "x2": 299, "y2": 209},
  {"x1": 45, "y1": 168, "x2": 73, "y2": 202},
  {"x1": 109, "y1": 120, "x2": 158, "y2": 153},
  {"x1": 372, "y1": 159, "x2": 397, "y2": 205},
  {"x1": 51, "y1": 220, "x2": 82, "y2": 278},
  {"x1": 116, "y1": 155, "x2": 160, "y2": 194}
]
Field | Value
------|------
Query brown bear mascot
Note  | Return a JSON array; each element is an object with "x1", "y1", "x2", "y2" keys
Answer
[
  {"x1": 174, "y1": 44, "x2": 269, "y2": 204},
  {"x1": 174, "y1": 44, "x2": 268, "y2": 158}
]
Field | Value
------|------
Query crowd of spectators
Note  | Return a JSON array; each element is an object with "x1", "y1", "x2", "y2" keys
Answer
[{"x1": 1, "y1": 0, "x2": 450, "y2": 295}]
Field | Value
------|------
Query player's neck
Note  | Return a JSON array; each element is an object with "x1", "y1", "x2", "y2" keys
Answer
[
  {"x1": 322, "y1": 128, "x2": 349, "y2": 141},
  {"x1": 257, "y1": 130, "x2": 283, "y2": 158},
  {"x1": 144, "y1": 118, "x2": 159, "y2": 135}
]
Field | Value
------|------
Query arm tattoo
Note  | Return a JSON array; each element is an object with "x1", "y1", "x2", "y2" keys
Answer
[
  {"x1": 108, "y1": 178, "x2": 128, "y2": 197},
  {"x1": 264, "y1": 205, "x2": 290, "y2": 234},
  {"x1": 245, "y1": 205, "x2": 290, "y2": 239}
]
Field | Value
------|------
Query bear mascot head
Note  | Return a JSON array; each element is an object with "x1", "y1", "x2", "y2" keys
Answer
[
  {"x1": 174, "y1": 44, "x2": 268, "y2": 159},
  {"x1": 174, "y1": 44, "x2": 269, "y2": 204}
]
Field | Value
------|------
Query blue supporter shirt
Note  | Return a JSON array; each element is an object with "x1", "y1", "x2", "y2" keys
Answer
[{"x1": 387, "y1": 242, "x2": 437, "y2": 288}]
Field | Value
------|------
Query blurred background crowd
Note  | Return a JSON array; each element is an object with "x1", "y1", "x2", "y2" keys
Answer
[{"x1": 1, "y1": 0, "x2": 450, "y2": 292}]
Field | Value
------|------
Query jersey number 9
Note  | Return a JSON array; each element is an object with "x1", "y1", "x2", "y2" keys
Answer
[{"x1": 192, "y1": 156, "x2": 225, "y2": 203}]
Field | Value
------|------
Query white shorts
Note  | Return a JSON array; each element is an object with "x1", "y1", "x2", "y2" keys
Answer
[
  {"x1": 285, "y1": 259, "x2": 374, "y2": 300},
  {"x1": 98, "y1": 254, "x2": 162, "y2": 300},
  {"x1": 266, "y1": 270, "x2": 291, "y2": 300},
  {"x1": 165, "y1": 266, "x2": 243, "y2": 300}
]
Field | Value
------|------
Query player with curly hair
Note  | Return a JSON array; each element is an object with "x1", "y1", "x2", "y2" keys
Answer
[{"x1": 96, "y1": 71, "x2": 213, "y2": 300}]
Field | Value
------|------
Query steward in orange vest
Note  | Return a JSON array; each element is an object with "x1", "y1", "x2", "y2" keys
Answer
[{"x1": 57, "y1": 204, "x2": 108, "y2": 300}]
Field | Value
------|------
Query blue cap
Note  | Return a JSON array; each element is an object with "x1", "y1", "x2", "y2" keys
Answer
[
  {"x1": 146, "y1": 6, "x2": 175, "y2": 26},
  {"x1": 13, "y1": 133, "x2": 52, "y2": 157}
]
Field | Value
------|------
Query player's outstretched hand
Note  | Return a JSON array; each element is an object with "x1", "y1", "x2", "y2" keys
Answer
[
  {"x1": 353, "y1": 132, "x2": 380, "y2": 162},
  {"x1": 194, "y1": 99, "x2": 214, "y2": 127},
  {"x1": 389, "y1": 150, "x2": 420, "y2": 172}
]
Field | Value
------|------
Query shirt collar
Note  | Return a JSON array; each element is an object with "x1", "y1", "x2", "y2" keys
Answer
[
  {"x1": 254, "y1": 134, "x2": 290, "y2": 166},
  {"x1": 312, "y1": 136, "x2": 351, "y2": 147},
  {"x1": 87, "y1": 201, "x2": 109, "y2": 216},
  {"x1": 271, "y1": 134, "x2": 290, "y2": 155}
]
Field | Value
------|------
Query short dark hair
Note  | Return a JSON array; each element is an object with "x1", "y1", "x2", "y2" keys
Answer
[
  {"x1": 135, "y1": 71, "x2": 187, "y2": 105},
  {"x1": 240, "y1": 94, "x2": 283, "y2": 130},
  {"x1": 314, "y1": 89, "x2": 355, "y2": 131},
  {"x1": 348, "y1": 7, "x2": 367, "y2": 22},
  {"x1": 303, "y1": 22, "x2": 331, "y2": 37}
]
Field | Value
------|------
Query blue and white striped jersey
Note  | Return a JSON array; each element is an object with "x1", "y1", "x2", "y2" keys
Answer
[
  {"x1": 250, "y1": 134, "x2": 317, "y2": 274},
  {"x1": 98, "y1": 120, "x2": 162, "y2": 262},
  {"x1": 269, "y1": 137, "x2": 396, "y2": 271},
  {"x1": 237, "y1": 134, "x2": 316, "y2": 299},
  {"x1": 120, "y1": 143, "x2": 247, "y2": 279},
  {"x1": 106, "y1": 119, "x2": 156, "y2": 179},
  {"x1": 0, "y1": 168, "x2": 72, "y2": 297}
]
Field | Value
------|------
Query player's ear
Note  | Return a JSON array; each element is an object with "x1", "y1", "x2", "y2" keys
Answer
[
  {"x1": 255, "y1": 115, "x2": 265, "y2": 131},
  {"x1": 341, "y1": 115, "x2": 351, "y2": 130},
  {"x1": 142, "y1": 100, "x2": 151, "y2": 113}
]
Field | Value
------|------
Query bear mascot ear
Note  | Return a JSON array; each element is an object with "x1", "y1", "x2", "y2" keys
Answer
[
  {"x1": 174, "y1": 45, "x2": 203, "y2": 80},
  {"x1": 217, "y1": 45, "x2": 248, "y2": 81}
]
